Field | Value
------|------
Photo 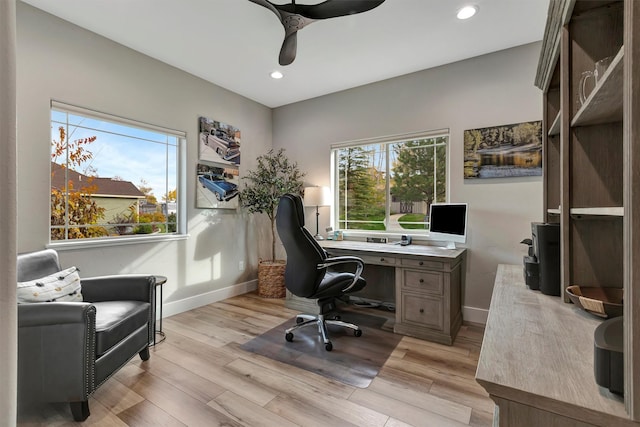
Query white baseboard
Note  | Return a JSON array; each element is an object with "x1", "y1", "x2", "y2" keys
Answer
[
  {"x1": 162, "y1": 279, "x2": 258, "y2": 318},
  {"x1": 463, "y1": 305, "x2": 488, "y2": 325}
]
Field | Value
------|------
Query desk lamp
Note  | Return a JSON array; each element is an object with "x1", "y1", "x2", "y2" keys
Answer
[{"x1": 304, "y1": 186, "x2": 331, "y2": 240}]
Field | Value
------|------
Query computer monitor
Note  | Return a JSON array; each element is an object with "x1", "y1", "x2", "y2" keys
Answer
[{"x1": 428, "y1": 203, "x2": 468, "y2": 249}]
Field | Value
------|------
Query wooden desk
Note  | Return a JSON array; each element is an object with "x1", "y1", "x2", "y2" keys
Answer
[
  {"x1": 296, "y1": 240, "x2": 466, "y2": 345},
  {"x1": 476, "y1": 265, "x2": 632, "y2": 426}
]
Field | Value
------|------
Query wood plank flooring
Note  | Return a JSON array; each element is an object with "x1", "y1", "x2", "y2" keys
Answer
[{"x1": 16, "y1": 292, "x2": 494, "y2": 427}]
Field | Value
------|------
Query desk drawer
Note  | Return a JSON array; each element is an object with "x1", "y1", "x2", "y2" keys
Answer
[
  {"x1": 403, "y1": 270, "x2": 443, "y2": 294},
  {"x1": 359, "y1": 254, "x2": 397, "y2": 266},
  {"x1": 401, "y1": 293, "x2": 443, "y2": 330},
  {"x1": 401, "y1": 258, "x2": 443, "y2": 270}
]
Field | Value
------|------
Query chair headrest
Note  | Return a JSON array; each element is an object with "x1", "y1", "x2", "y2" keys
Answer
[{"x1": 278, "y1": 193, "x2": 303, "y2": 226}]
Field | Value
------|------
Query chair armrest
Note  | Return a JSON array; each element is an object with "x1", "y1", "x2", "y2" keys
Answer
[
  {"x1": 81, "y1": 274, "x2": 155, "y2": 303},
  {"x1": 17, "y1": 303, "x2": 97, "y2": 401},
  {"x1": 318, "y1": 256, "x2": 364, "y2": 292},
  {"x1": 18, "y1": 302, "x2": 95, "y2": 327}
]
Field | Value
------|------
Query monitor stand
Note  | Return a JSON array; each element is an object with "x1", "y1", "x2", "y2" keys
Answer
[{"x1": 444, "y1": 241, "x2": 457, "y2": 250}]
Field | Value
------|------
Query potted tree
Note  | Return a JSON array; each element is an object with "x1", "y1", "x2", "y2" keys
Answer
[{"x1": 240, "y1": 148, "x2": 305, "y2": 298}]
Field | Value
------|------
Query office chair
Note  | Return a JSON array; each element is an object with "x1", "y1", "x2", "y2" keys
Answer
[{"x1": 276, "y1": 193, "x2": 366, "y2": 351}]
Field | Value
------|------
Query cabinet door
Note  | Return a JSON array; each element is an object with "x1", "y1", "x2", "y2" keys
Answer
[
  {"x1": 402, "y1": 269, "x2": 443, "y2": 295},
  {"x1": 401, "y1": 293, "x2": 443, "y2": 330}
]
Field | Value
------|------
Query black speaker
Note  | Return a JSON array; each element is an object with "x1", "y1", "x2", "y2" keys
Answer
[{"x1": 531, "y1": 222, "x2": 561, "y2": 296}]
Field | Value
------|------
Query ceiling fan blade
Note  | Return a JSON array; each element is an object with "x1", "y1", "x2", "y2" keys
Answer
[
  {"x1": 279, "y1": 0, "x2": 386, "y2": 20},
  {"x1": 247, "y1": 0, "x2": 281, "y2": 19},
  {"x1": 279, "y1": 32, "x2": 297, "y2": 66}
]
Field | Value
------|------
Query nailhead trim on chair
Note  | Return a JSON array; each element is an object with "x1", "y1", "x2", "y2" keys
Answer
[{"x1": 85, "y1": 305, "x2": 97, "y2": 397}]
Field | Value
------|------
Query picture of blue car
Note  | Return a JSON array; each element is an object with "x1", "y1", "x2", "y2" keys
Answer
[{"x1": 198, "y1": 172, "x2": 239, "y2": 202}]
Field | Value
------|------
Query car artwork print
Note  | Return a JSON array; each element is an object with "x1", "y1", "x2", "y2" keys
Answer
[
  {"x1": 196, "y1": 116, "x2": 241, "y2": 209},
  {"x1": 196, "y1": 163, "x2": 239, "y2": 209},
  {"x1": 198, "y1": 116, "x2": 241, "y2": 166}
]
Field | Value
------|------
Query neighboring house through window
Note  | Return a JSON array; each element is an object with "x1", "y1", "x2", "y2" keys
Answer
[
  {"x1": 331, "y1": 129, "x2": 449, "y2": 234},
  {"x1": 50, "y1": 101, "x2": 184, "y2": 242}
]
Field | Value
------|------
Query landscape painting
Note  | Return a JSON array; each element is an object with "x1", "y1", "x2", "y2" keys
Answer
[
  {"x1": 198, "y1": 116, "x2": 241, "y2": 166},
  {"x1": 463, "y1": 121, "x2": 542, "y2": 179},
  {"x1": 195, "y1": 163, "x2": 239, "y2": 209}
]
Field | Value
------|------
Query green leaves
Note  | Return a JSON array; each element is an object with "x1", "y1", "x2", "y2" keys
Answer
[
  {"x1": 239, "y1": 148, "x2": 305, "y2": 261},
  {"x1": 240, "y1": 148, "x2": 305, "y2": 219}
]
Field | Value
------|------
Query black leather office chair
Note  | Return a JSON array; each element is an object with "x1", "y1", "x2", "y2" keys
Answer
[
  {"x1": 276, "y1": 193, "x2": 366, "y2": 351},
  {"x1": 17, "y1": 249, "x2": 156, "y2": 421}
]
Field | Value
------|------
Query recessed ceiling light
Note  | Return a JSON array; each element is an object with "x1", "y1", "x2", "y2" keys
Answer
[
  {"x1": 457, "y1": 5, "x2": 478, "y2": 20},
  {"x1": 270, "y1": 70, "x2": 284, "y2": 79}
]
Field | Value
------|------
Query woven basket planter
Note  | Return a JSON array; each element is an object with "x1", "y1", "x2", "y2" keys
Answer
[{"x1": 258, "y1": 260, "x2": 286, "y2": 298}]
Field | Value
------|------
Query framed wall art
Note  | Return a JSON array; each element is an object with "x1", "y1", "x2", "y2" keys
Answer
[
  {"x1": 195, "y1": 163, "x2": 240, "y2": 209},
  {"x1": 463, "y1": 121, "x2": 542, "y2": 179},
  {"x1": 198, "y1": 116, "x2": 241, "y2": 166}
]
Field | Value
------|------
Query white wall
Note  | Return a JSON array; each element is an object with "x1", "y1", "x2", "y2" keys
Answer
[
  {"x1": 272, "y1": 42, "x2": 544, "y2": 316},
  {"x1": 16, "y1": 3, "x2": 274, "y2": 313},
  {"x1": 1, "y1": 1, "x2": 18, "y2": 425}
]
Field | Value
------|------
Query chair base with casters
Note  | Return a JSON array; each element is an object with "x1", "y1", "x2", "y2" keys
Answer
[{"x1": 285, "y1": 298, "x2": 362, "y2": 351}]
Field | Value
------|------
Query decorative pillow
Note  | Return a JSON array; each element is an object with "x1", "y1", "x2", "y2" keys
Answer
[{"x1": 17, "y1": 266, "x2": 83, "y2": 303}]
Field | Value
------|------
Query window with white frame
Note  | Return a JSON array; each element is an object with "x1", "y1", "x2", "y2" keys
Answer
[
  {"x1": 332, "y1": 130, "x2": 448, "y2": 233},
  {"x1": 50, "y1": 101, "x2": 183, "y2": 242}
]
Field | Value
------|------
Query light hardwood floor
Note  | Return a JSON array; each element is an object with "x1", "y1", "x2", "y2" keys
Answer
[{"x1": 17, "y1": 293, "x2": 494, "y2": 426}]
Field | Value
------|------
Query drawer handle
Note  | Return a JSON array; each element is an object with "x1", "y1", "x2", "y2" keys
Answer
[
  {"x1": 380, "y1": 258, "x2": 385, "y2": 262},
  {"x1": 419, "y1": 261, "x2": 424, "y2": 266},
  {"x1": 419, "y1": 279, "x2": 424, "y2": 283},
  {"x1": 419, "y1": 308, "x2": 424, "y2": 313}
]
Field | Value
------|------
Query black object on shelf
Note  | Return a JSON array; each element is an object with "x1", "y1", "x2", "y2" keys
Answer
[
  {"x1": 523, "y1": 255, "x2": 540, "y2": 290},
  {"x1": 520, "y1": 238, "x2": 534, "y2": 256},
  {"x1": 521, "y1": 238, "x2": 539, "y2": 289},
  {"x1": 533, "y1": 223, "x2": 560, "y2": 296},
  {"x1": 521, "y1": 223, "x2": 560, "y2": 295},
  {"x1": 594, "y1": 316, "x2": 624, "y2": 395}
]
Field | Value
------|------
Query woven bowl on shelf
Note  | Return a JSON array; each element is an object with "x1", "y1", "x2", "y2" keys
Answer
[{"x1": 565, "y1": 285, "x2": 623, "y2": 319}]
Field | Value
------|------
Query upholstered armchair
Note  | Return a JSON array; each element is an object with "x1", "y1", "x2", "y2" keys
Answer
[{"x1": 17, "y1": 249, "x2": 157, "y2": 421}]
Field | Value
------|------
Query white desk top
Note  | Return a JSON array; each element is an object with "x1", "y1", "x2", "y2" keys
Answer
[{"x1": 319, "y1": 239, "x2": 465, "y2": 260}]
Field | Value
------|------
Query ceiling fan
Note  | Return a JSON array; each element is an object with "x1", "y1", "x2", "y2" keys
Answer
[{"x1": 249, "y1": 0, "x2": 386, "y2": 66}]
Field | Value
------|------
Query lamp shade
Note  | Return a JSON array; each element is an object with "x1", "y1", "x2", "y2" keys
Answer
[{"x1": 304, "y1": 186, "x2": 331, "y2": 207}]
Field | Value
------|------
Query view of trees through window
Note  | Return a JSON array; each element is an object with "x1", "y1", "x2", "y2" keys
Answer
[
  {"x1": 335, "y1": 134, "x2": 447, "y2": 232},
  {"x1": 50, "y1": 104, "x2": 180, "y2": 241}
]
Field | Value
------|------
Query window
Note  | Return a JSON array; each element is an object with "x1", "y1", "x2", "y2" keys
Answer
[
  {"x1": 50, "y1": 101, "x2": 184, "y2": 242},
  {"x1": 332, "y1": 130, "x2": 448, "y2": 233}
]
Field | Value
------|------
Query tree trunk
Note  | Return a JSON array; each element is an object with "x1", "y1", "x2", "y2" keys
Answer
[{"x1": 270, "y1": 215, "x2": 276, "y2": 262}]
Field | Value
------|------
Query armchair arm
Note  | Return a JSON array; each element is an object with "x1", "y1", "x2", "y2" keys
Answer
[
  {"x1": 81, "y1": 274, "x2": 155, "y2": 303},
  {"x1": 18, "y1": 301, "x2": 94, "y2": 327},
  {"x1": 17, "y1": 303, "x2": 96, "y2": 402},
  {"x1": 318, "y1": 256, "x2": 364, "y2": 292}
]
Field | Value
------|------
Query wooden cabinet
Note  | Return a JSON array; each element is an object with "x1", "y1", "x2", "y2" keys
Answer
[
  {"x1": 538, "y1": 0, "x2": 625, "y2": 295},
  {"x1": 530, "y1": 0, "x2": 640, "y2": 421},
  {"x1": 394, "y1": 254, "x2": 463, "y2": 345}
]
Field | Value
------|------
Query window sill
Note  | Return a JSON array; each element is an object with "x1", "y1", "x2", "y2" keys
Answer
[{"x1": 47, "y1": 233, "x2": 190, "y2": 251}]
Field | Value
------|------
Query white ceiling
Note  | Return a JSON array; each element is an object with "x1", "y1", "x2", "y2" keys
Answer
[{"x1": 21, "y1": 0, "x2": 549, "y2": 108}]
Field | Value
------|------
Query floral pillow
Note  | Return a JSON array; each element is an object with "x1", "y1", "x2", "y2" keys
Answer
[{"x1": 17, "y1": 266, "x2": 83, "y2": 303}]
